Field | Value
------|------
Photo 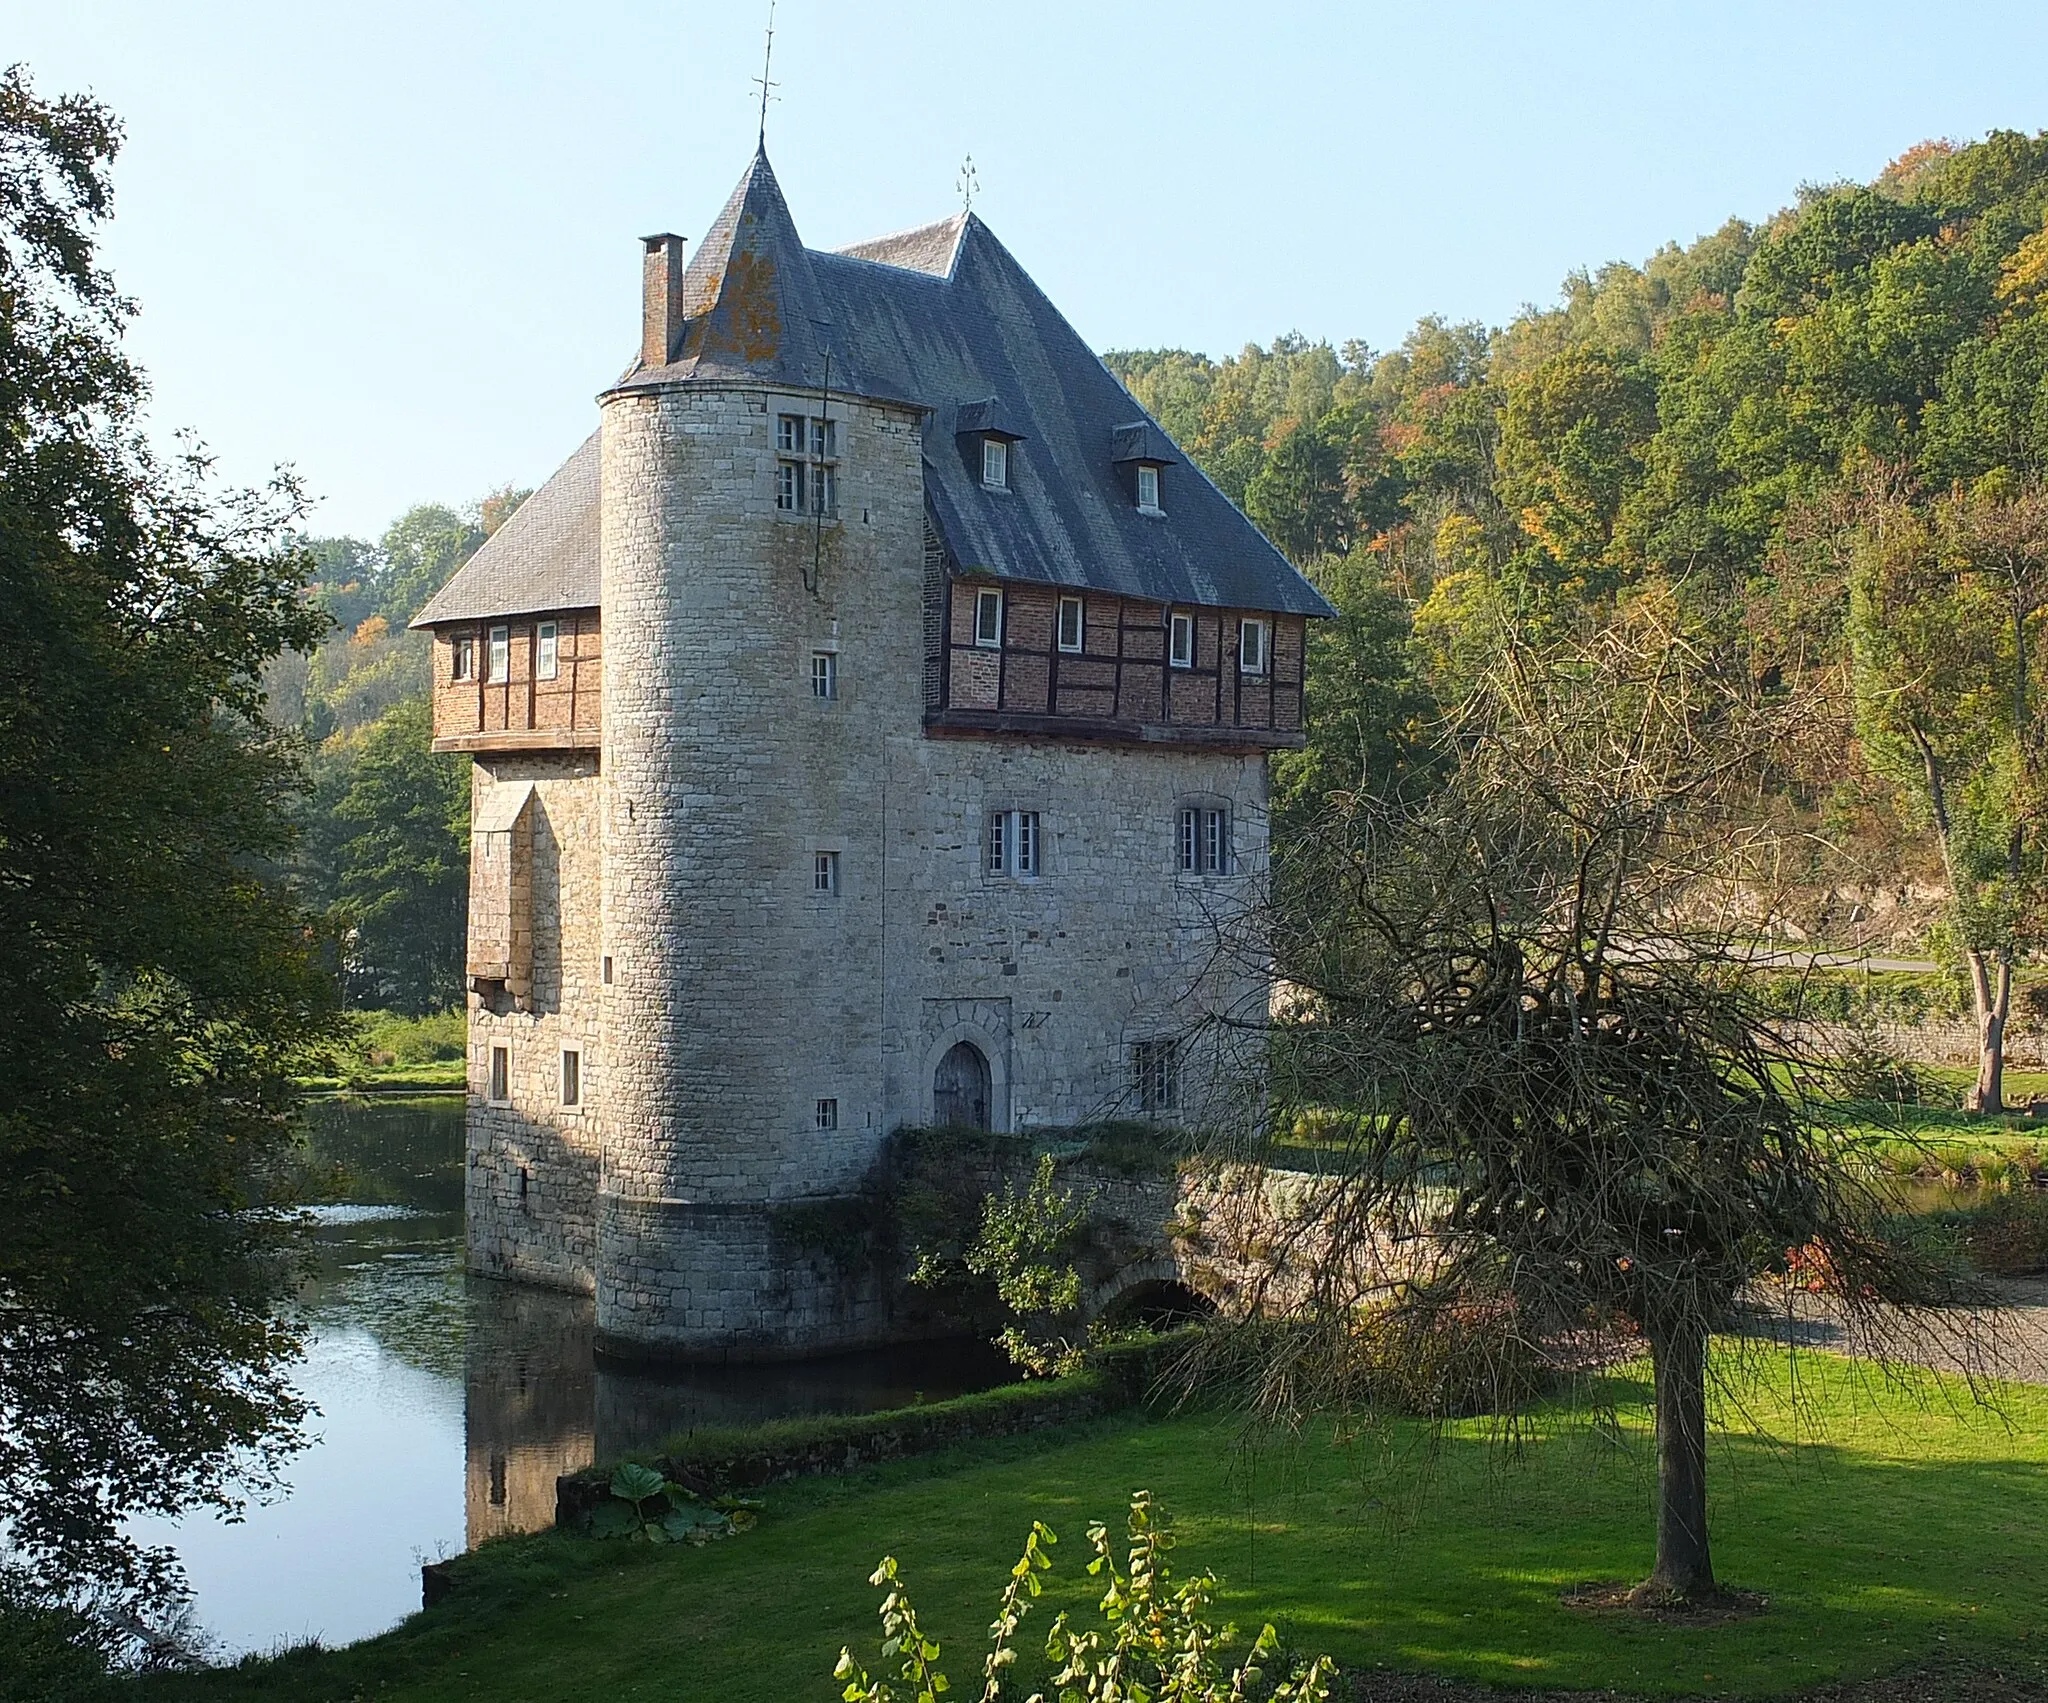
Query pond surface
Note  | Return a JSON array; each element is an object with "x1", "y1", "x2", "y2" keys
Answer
[{"x1": 131, "y1": 1096, "x2": 1009, "y2": 1660}]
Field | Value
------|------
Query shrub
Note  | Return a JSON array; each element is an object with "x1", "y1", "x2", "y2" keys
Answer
[
  {"x1": 350, "y1": 1008, "x2": 465, "y2": 1070},
  {"x1": 1963, "y1": 1190, "x2": 2048, "y2": 1275},
  {"x1": 834, "y1": 1491, "x2": 1335, "y2": 1703}
]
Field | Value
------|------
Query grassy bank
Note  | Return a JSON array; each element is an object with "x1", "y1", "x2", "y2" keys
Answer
[
  {"x1": 154, "y1": 1347, "x2": 2048, "y2": 1702},
  {"x1": 297, "y1": 1009, "x2": 466, "y2": 1093}
]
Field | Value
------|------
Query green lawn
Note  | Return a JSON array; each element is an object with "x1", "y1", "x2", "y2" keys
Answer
[{"x1": 157, "y1": 1349, "x2": 2048, "y2": 1702}]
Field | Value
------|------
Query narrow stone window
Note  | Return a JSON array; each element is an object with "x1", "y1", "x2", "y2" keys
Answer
[
  {"x1": 560, "y1": 1047, "x2": 581, "y2": 1108},
  {"x1": 1058, "y1": 596, "x2": 1084, "y2": 654},
  {"x1": 815, "y1": 1097, "x2": 839, "y2": 1131},
  {"x1": 809, "y1": 463, "x2": 837, "y2": 517},
  {"x1": 1177, "y1": 806, "x2": 1229, "y2": 874},
  {"x1": 811, "y1": 651, "x2": 837, "y2": 699},
  {"x1": 488, "y1": 1044, "x2": 510, "y2": 1105},
  {"x1": 777, "y1": 413, "x2": 803, "y2": 452},
  {"x1": 987, "y1": 810, "x2": 1041, "y2": 877},
  {"x1": 601, "y1": 954, "x2": 614, "y2": 985},
  {"x1": 1131, "y1": 1037, "x2": 1179, "y2": 1113},
  {"x1": 975, "y1": 588, "x2": 1004, "y2": 648},
  {"x1": 452, "y1": 635, "x2": 476, "y2": 681},
  {"x1": 810, "y1": 417, "x2": 836, "y2": 458},
  {"x1": 775, "y1": 460, "x2": 802, "y2": 512},
  {"x1": 536, "y1": 621, "x2": 559, "y2": 681},
  {"x1": 813, "y1": 851, "x2": 839, "y2": 894},
  {"x1": 1136, "y1": 464, "x2": 1162, "y2": 512},
  {"x1": 981, "y1": 437, "x2": 1009, "y2": 489},
  {"x1": 488, "y1": 625, "x2": 510, "y2": 682},
  {"x1": 1239, "y1": 618, "x2": 1270, "y2": 675},
  {"x1": 1169, "y1": 612, "x2": 1194, "y2": 669}
]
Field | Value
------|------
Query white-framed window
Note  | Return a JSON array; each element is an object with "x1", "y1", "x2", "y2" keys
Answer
[
  {"x1": 981, "y1": 437, "x2": 1009, "y2": 489},
  {"x1": 986, "y1": 809, "x2": 1041, "y2": 877},
  {"x1": 974, "y1": 587, "x2": 1004, "y2": 648},
  {"x1": 488, "y1": 625, "x2": 510, "y2": 682},
  {"x1": 536, "y1": 621, "x2": 559, "y2": 681},
  {"x1": 1178, "y1": 806, "x2": 1230, "y2": 875},
  {"x1": 815, "y1": 1097, "x2": 839, "y2": 1131},
  {"x1": 810, "y1": 417, "x2": 836, "y2": 458},
  {"x1": 1168, "y1": 611, "x2": 1194, "y2": 669},
  {"x1": 1240, "y1": 618, "x2": 1270, "y2": 675},
  {"x1": 811, "y1": 651, "x2": 837, "y2": 699},
  {"x1": 777, "y1": 413, "x2": 803, "y2": 453},
  {"x1": 560, "y1": 1047, "x2": 582, "y2": 1108},
  {"x1": 488, "y1": 1044, "x2": 510, "y2": 1105},
  {"x1": 1132, "y1": 1038, "x2": 1179, "y2": 1113},
  {"x1": 808, "y1": 463, "x2": 837, "y2": 517},
  {"x1": 1136, "y1": 464, "x2": 1162, "y2": 512},
  {"x1": 813, "y1": 851, "x2": 839, "y2": 895},
  {"x1": 775, "y1": 461, "x2": 802, "y2": 512},
  {"x1": 451, "y1": 635, "x2": 476, "y2": 681},
  {"x1": 1058, "y1": 595, "x2": 1084, "y2": 653}
]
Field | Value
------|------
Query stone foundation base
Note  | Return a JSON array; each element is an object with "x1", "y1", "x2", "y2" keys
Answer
[{"x1": 593, "y1": 1191, "x2": 892, "y2": 1362}]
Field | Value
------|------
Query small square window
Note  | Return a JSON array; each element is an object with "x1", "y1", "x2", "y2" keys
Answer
[
  {"x1": 488, "y1": 1045, "x2": 510, "y2": 1105},
  {"x1": 452, "y1": 636, "x2": 475, "y2": 681},
  {"x1": 536, "y1": 621, "x2": 559, "y2": 681},
  {"x1": 1240, "y1": 618, "x2": 1270, "y2": 675},
  {"x1": 560, "y1": 1048, "x2": 581, "y2": 1108},
  {"x1": 974, "y1": 588, "x2": 1004, "y2": 648},
  {"x1": 811, "y1": 651, "x2": 837, "y2": 699},
  {"x1": 776, "y1": 461, "x2": 802, "y2": 512},
  {"x1": 1136, "y1": 464, "x2": 1161, "y2": 511},
  {"x1": 1168, "y1": 612, "x2": 1194, "y2": 669},
  {"x1": 981, "y1": 437, "x2": 1009, "y2": 489},
  {"x1": 815, "y1": 1097, "x2": 839, "y2": 1131},
  {"x1": 777, "y1": 414, "x2": 803, "y2": 453},
  {"x1": 814, "y1": 851, "x2": 839, "y2": 894},
  {"x1": 810, "y1": 417, "x2": 836, "y2": 458},
  {"x1": 1058, "y1": 596, "x2": 1084, "y2": 653},
  {"x1": 488, "y1": 625, "x2": 510, "y2": 682}
]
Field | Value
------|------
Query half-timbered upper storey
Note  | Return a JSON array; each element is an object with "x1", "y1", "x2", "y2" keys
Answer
[{"x1": 411, "y1": 150, "x2": 1329, "y2": 752}]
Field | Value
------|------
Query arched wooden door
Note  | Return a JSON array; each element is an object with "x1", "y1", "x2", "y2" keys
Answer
[{"x1": 933, "y1": 1040, "x2": 992, "y2": 1129}]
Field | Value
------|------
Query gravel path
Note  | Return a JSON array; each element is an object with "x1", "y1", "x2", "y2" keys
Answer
[{"x1": 1741, "y1": 1275, "x2": 2048, "y2": 1388}]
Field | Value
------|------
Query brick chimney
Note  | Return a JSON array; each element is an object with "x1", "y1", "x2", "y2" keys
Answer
[{"x1": 640, "y1": 234, "x2": 686, "y2": 368}]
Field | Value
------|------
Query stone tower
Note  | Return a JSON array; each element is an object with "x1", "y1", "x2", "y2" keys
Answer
[{"x1": 414, "y1": 149, "x2": 1332, "y2": 1360}]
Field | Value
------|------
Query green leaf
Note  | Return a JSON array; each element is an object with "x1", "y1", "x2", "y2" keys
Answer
[
  {"x1": 609, "y1": 1462, "x2": 666, "y2": 1504},
  {"x1": 586, "y1": 1502, "x2": 635, "y2": 1539}
]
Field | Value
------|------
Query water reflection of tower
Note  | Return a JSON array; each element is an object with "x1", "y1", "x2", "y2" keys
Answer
[{"x1": 464, "y1": 1275, "x2": 596, "y2": 1544}]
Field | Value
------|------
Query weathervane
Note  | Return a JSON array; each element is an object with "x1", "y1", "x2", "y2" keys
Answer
[
  {"x1": 957, "y1": 153, "x2": 980, "y2": 215},
  {"x1": 752, "y1": 1, "x2": 779, "y2": 146}
]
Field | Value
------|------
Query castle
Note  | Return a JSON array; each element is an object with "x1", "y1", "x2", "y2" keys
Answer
[{"x1": 413, "y1": 149, "x2": 1330, "y2": 1360}]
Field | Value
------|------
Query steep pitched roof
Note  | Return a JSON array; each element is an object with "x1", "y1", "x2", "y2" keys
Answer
[
  {"x1": 411, "y1": 431, "x2": 599, "y2": 627},
  {"x1": 428, "y1": 151, "x2": 1331, "y2": 627}
]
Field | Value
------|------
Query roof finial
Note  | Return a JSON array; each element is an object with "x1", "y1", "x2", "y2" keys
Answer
[
  {"x1": 752, "y1": 1, "x2": 779, "y2": 149},
  {"x1": 956, "y1": 153, "x2": 979, "y2": 215}
]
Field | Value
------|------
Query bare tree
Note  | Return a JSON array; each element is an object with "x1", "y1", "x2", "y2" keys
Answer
[{"x1": 1211, "y1": 594, "x2": 1967, "y2": 1607}]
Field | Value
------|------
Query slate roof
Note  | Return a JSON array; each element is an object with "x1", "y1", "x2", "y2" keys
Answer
[
  {"x1": 416, "y1": 149, "x2": 1331, "y2": 627},
  {"x1": 412, "y1": 431, "x2": 600, "y2": 627}
]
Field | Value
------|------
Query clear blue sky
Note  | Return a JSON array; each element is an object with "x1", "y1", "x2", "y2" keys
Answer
[{"x1": 17, "y1": 1, "x2": 2048, "y2": 538}]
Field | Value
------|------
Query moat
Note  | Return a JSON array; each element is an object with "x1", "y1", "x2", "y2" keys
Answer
[{"x1": 132, "y1": 1096, "x2": 1009, "y2": 1658}]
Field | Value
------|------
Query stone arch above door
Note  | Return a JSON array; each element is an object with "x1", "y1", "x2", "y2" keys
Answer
[{"x1": 920, "y1": 999, "x2": 1011, "y2": 1131}]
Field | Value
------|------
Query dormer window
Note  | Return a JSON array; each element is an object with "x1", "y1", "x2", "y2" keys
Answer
[
  {"x1": 1136, "y1": 465, "x2": 1162, "y2": 513},
  {"x1": 981, "y1": 437, "x2": 1009, "y2": 489}
]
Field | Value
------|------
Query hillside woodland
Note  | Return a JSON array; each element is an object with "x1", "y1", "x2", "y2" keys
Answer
[{"x1": 305, "y1": 132, "x2": 2048, "y2": 1089}]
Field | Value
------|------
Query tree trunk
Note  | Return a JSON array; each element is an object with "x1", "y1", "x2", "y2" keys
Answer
[
  {"x1": 1964, "y1": 945, "x2": 2011, "y2": 1115},
  {"x1": 1635, "y1": 1315, "x2": 1716, "y2": 1605}
]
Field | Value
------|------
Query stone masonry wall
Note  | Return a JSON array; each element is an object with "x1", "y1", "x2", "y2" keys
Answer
[
  {"x1": 466, "y1": 750, "x2": 603, "y2": 1294},
  {"x1": 588, "y1": 380, "x2": 1276, "y2": 1358}
]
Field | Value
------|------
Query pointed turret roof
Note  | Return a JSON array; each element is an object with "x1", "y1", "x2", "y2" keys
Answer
[
  {"x1": 617, "y1": 149, "x2": 843, "y2": 393},
  {"x1": 419, "y1": 151, "x2": 1333, "y2": 629}
]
